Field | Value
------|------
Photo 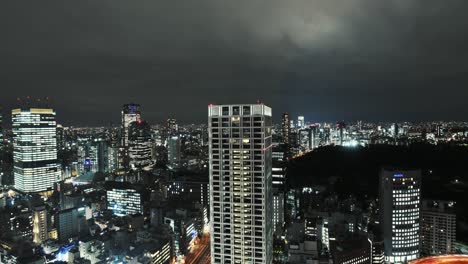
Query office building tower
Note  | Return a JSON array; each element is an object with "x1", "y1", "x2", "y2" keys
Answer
[
  {"x1": 297, "y1": 116, "x2": 305, "y2": 129},
  {"x1": 121, "y1": 104, "x2": 141, "y2": 148},
  {"x1": 281, "y1": 113, "x2": 290, "y2": 145},
  {"x1": 106, "y1": 181, "x2": 144, "y2": 216},
  {"x1": 167, "y1": 136, "x2": 181, "y2": 169},
  {"x1": 380, "y1": 169, "x2": 421, "y2": 263},
  {"x1": 32, "y1": 205, "x2": 48, "y2": 244},
  {"x1": 421, "y1": 200, "x2": 456, "y2": 256},
  {"x1": 128, "y1": 120, "x2": 153, "y2": 170},
  {"x1": 12, "y1": 107, "x2": 60, "y2": 193},
  {"x1": 96, "y1": 140, "x2": 111, "y2": 173},
  {"x1": 77, "y1": 139, "x2": 99, "y2": 175},
  {"x1": 209, "y1": 104, "x2": 273, "y2": 264},
  {"x1": 167, "y1": 118, "x2": 178, "y2": 136},
  {"x1": 58, "y1": 207, "x2": 87, "y2": 242}
]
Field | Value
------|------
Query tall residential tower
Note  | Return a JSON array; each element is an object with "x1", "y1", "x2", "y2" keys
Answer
[{"x1": 209, "y1": 104, "x2": 273, "y2": 264}]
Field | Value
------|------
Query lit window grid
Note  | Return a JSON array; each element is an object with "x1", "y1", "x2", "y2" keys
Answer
[
  {"x1": 208, "y1": 104, "x2": 273, "y2": 264},
  {"x1": 12, "y1": 109, "x2": 60, "y2": 192}
]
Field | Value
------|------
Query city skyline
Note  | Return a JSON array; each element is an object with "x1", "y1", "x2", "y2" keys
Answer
[
  {"x1": 1, "y1": 1, "x2": 468, "y2": 263},
  {"x1": 3, "y1": 1, "x2": 468, "y2": 124}
]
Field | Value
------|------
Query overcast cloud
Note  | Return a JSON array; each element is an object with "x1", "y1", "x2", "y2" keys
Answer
[{"x1": 1, "y1": 0, "x2": 468, "y2": 125}]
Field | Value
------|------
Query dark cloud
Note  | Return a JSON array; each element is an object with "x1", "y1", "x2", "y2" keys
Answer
[{"x1": 1, "y1": 0, "x2": 468, "y2": 125}]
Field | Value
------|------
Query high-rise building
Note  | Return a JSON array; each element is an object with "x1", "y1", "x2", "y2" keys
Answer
[
  {"x1": 297, "y1": 116, "x2": 305, "y2": 129},
  {"x1": 56, "y1": 124, "x2": 65, "y2": 151},
  {"x1": 0, "y1": 110, "x2": 3, "y2": 150},
  {"x1": 380, "y1": 168, "x2": 421, "y2": 263},
  {"x1": 128, "y1": 120, "x2": 153, "y2": 170},
  {"x1": 273, "y1": 192, "x2": 284, "y2": 235},
  {"x1": 58, "y1": 207, "x2": 87, "y2": 242},
  {"x1": 281, "y1": 113, "x2": 290, "y2": 145},
  {"x1": 421, "y1": 200, "x2": 456, "y2": 256},
  {"x1": 272, "y1": 144, "x2": 287, "y2": 190},
  {"x1": 12, "y1": 107, "x2": 60, "y2": 193},
  {"x1": 77, "y1": 139, "x2": 99, "y2": 175},
  {"x1": 121, "y1": 104, "x2": 141, "y2": 148},
  {"x1": 167, "y1": 118, "x2": 178, "y2": 136},
  {"x1": 167, "y1": 136, "x2": 181, "y2": 169},
  {"x1": 209, "y1": 104, "x2": 273, "y2": 264},
  {"x1": 32, "y1": 205, "x2": 48, "y2": 245}
]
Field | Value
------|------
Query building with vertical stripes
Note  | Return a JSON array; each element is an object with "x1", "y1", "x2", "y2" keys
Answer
[{"x1": 209, "y1": 104, "x2": 273, "y2": 264}]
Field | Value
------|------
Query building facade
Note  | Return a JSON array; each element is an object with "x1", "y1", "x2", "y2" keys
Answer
[
  {"x1": 106, "y1": 181, "x2": 144, "y2": 216},
  {"x1": 167, "y1": 136, "x2": 181, "y2": 169},
  {"x1": 128, "y1": 120, "x2": 153, "y2": 170},
  {"x1": 281, "y1": 113, "x2": 290, "y2": 145},
  {"x1": 421, "y1": 200, "x2": 456, "y2": 256},
  {"x1": 380, "y1": 169, "x2": 421, "y2": 263},
  {"x1": 12, "y1": 108, "x2": 61, "y2": 193},
  {"x1": 209, "y1": 104, "x2": 273, "y2": 264}
]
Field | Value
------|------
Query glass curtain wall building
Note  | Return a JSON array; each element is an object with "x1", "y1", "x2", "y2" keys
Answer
[{"x1": 12, "y1": 108, "x2": 60, "y2": 193}]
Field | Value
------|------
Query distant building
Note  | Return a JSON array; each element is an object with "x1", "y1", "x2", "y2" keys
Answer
[
  {"x1": 421, "y1": 200, "x2": 456, "y2": 256},
  {"x1": 0, "y1": 110, "x2": 3, "y2": 151},
  {"x1": 167, "y1": 118, "x2": 178, "y2": 136},
  {"x1": 164, "y1": 213, "x2": 197, "y2": 256},
  {"x1": 121, "y1": 104, "x2": 141, "y2": 148},
  {"x1": 77, "y1": 139, "x2": 98, "y2": 175},
  {"x1": 79, "y1": 237, "x2": 110, "y2": 263},
  {"x1": 272, "y1": 144, "x2": 287, "y2": 190},
  {"x1": 105, "y1": 181, "x2": 144, "y2": 216},
  {"x1": 332, "y1": 236, "x2": 371, "y2": 264},
  {"x1": 297, "y1": 116, "x2": 305, "y2": 129},
  {"x1": 12, "y1": 107, "x2": 61, "y2": 193},
  {"x1": 119, "y1": 104, "x2": 141, "y2": 171},
  {"x1": 273, "y1": 192, "x2": 285, "y2": 235},
  {"x1": 58, "y1": 207, "x2": 87, "y2": 242},
  {"x1": 32, "y1": 205, "x2": 48, "y2": 244},
  {"x1": 380, "y1": 168, "x2": 421, "y2": 263},
  {"x1": 167, "y1": 136, "x2": 181, "y2": 169},
  {"x1": 128, "y1": 120, "x2": 153, "y2": 170},
  {"x1": 282, "y1": 113, "x2": 290, "y2": 145},
  {"x1": 209, "y1": 104, "x2": 273, "y2": 264}
]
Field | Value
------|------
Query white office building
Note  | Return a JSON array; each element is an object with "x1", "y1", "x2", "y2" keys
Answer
[
  {"x1": 297, "y1": 116, "x2": 305, "y2": 129},
  {"x1": 209, "y1": 104, "x2": 273, "y2": 264},
  {"x1": 12, "y1": 108, "x2": 60, "y2": 193},
  {"x1": 380, "y1": 169, "x2": 421, "y2": 263}
]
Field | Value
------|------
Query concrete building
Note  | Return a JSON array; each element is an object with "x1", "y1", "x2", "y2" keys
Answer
[
  {"x1": 380, "y1": 168, "x2": 421, "y2": 263},
  {"x1": 167, "y1": 136, "x2": 181, "y2": 169},
  {"x1": 209, "y1": 104, "x2": 273, "y2": 264},
  {"x1": 32, "y1": 205, "x2": 48, "y2": 244},
  {"x1": 105, "y1": 181, "x2": 144, "y2": 216},
  {"x1": 421, "y1": 200, "x2": 456, "y2": 256}
]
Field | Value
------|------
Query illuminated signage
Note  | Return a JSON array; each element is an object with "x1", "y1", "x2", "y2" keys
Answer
[{"x1": 393, "y1": 173, "x2": 404, "y2": 178}]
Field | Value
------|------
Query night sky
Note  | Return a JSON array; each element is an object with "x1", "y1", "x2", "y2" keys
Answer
[{"x1": 2, "y1": 1, "x2": 468, "y2": 125}]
